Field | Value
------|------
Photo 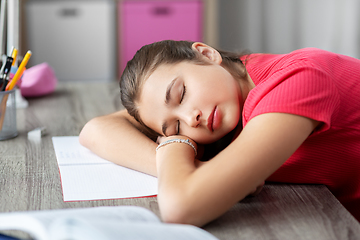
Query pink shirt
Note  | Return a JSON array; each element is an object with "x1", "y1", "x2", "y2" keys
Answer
[{"x1": 243, "y1": 48, "x2": 360, "y2": 221}]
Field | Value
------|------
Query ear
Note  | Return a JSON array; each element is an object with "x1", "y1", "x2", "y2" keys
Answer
[{"x1": 192, "y1": 42, "x2": 222, "y2": 64}]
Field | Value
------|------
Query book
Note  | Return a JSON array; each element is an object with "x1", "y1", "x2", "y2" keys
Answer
[{"x1": 0, "y1": 206, "x2": 218, "y2": 240}]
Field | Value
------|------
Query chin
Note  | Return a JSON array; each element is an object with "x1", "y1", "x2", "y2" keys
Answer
[
  {"x1": 196, "y1": 132, "x2": 228, "y2": 145},
  {"x1": 195, "y1": 119, "x2": 241, "y2": 145}
]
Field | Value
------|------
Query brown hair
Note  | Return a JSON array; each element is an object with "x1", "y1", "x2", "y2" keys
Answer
[{"x1": 120, "y1": 40, "x2": 248, "y2": 137}]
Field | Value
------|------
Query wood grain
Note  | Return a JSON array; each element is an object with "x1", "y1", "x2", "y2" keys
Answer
[{"x1": 0, "y1": 82, "x2": 359, "y2": 240}]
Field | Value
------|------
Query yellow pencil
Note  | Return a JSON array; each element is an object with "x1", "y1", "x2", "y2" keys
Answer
[
  {"x1": 11, "y1": 48, "x2": 18, "y2": 66},
  {"x1": 6, "y1": 50, "x2": 32, "y2": 91}
]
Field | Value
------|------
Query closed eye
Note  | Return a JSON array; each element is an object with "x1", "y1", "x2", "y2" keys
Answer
[
  {"x1": 176, "y1": 121, "x2": 180, "y2": 134},
  {"x1": 177, "y1": 85, "x2": 186, "y2": 134},
  {"x1": 180, "y1": 85, "x2": 186, "y2": 103}
]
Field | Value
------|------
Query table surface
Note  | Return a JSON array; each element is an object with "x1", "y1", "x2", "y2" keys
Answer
[{"x1": 1, "y1": 82, "x2": 359, "y2": 240}]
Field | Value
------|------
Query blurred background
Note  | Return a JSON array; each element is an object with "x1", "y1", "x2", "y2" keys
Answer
[
  {"x1": 219, "y1": 0, "x2": 360, "y2": 58},
  {"x1": 2, "y1": 0, "x2": 359, "y2": 82}
]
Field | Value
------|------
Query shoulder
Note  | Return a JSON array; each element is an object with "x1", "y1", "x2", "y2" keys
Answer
[
  {"x1": 245, "y1": 48, "x2": 334, "y2": 86},
  {"x1": 247, "y1": 48, "x2": 342, "y2": 69},
  {"x1": 289, "y1": 47, "x2": 331, "y2": 56},
  {"x1": 243, "y1": 49, "x2": 342, "y2": 132}
]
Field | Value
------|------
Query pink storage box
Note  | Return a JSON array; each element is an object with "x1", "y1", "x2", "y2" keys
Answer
[{"x1": 119, "y1": 0, "x2": 203, "y2": 74}]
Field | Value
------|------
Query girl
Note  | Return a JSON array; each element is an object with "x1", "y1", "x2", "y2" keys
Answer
[{"x1": 79, "y1": 40, "x2": 360, "y2": 227}]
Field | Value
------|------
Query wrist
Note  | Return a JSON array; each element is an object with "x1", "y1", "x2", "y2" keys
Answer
[
  {"x1": 155, "y1": 137, "x2": 198, "y2": 178},
  {"x1": 156, "y1": 138, "x2": 197, "y2": 156}
]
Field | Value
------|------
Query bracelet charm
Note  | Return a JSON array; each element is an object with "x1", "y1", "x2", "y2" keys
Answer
[{"x1": 156, "y1": 139, "x2": 197, "y2": 156}]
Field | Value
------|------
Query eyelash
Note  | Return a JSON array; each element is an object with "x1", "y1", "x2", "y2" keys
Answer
[
  {"x1": 180, "y1": 85, "x2": 186, "y2": 103},
  {"x1": 177, "y1": 85, "x2": 186, "y2": 134}
]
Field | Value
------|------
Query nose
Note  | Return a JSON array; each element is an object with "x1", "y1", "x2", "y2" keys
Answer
[{"x1": 182, "y1": 109, "x2": 201, "y2": 128}]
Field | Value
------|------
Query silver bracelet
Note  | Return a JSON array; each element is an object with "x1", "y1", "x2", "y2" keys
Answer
[{"x1": 156, "y1": 139, "x2": 197, "y2": 156}]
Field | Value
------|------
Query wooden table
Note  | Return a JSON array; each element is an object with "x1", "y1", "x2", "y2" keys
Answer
[{"x1": 1, "y1": 82, "x2": 359, "y2": 240}]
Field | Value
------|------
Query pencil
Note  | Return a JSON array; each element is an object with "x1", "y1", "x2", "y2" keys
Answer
[
  {"x1": 11, "y1": 48, "x2": 18, "y2": 66},
  {"x1": 5, "y1": 50, "x2": 32, "y2": 91}
]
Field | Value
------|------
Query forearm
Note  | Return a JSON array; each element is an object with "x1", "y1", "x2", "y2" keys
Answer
[
  {"x1": 157, "y1": 161, "x2": 243, "y2": 226},
  {"x1": 79, "y1": 110, "x2": 158, "y2": 176},
  {"x1": 156, "y1": 140, "x2": 199, "y2": 223},
  {"x1": 156, "y1": 113, "x2": 319, "y2": 227},
  {"x1": 155, "y1": 137, "x2": 236, "y2": 226}
]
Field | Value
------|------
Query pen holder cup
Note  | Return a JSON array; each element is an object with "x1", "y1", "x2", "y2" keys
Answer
[{"x1": 0, "y1": 89, "x2": 18, "y2": 140}]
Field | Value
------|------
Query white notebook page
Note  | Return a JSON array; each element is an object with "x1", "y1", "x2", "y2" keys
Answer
[{"x1": 52, "y1": 136, "x2": 158, "y2": 201}]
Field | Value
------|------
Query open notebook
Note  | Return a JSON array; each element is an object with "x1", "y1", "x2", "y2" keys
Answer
[
  {"x1": 0, "y1": 206, "x2": 218, "y2": 240},
  {"x1": 52, "y1": 136, "x2": 158, "y2": 201}
]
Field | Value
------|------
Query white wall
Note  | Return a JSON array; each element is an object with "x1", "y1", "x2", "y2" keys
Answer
[{"x1": 219, "y1": 0, "x2": 360, "y2": 58}]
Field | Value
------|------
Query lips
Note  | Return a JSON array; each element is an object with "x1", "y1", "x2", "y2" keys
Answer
[
  {"x1": 207, "y1": 108, "x2": 215, "y2": 132},
  {"x1": 207, "y1": 106, "x2": 222, "y2": 132}
]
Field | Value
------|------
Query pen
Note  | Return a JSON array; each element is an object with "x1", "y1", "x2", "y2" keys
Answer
[
  {"x1": 5, "y1": 50, "x2": 32, "y2": 91},
  {"x1": 0, "y1": 55, "x2": 7, "y2": 75},
  {"x1": 1, "y1": 47, "x2": 18, "y2": 91},
  {"x1": 0, "y1": 56, "x2": 13, "y2": 91},
  {"x1": 0, "y1": 56, "x2": 5, "y2": 90},
  {"x1": 0, "y1": 75, "x2": 3, "y2": 91}
]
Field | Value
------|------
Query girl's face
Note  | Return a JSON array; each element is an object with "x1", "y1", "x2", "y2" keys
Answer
[{"x1": 137, "y1": 46, "x2": 244, "y2": 144}]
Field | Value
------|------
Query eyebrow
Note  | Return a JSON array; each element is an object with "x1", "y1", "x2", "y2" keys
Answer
[{"x1": 162, "y1": 78, "x2": 178, "y2": 135}]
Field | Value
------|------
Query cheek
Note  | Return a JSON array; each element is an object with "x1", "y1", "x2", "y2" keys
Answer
[
  {"x1": 228, "y1": 101, "x2": 241, "y2": 126},
  {"x1": 139, "y1": 108, "x2": 162, "y2": 135}
]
